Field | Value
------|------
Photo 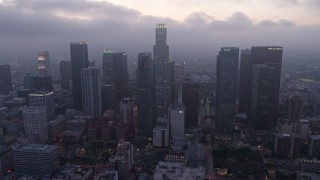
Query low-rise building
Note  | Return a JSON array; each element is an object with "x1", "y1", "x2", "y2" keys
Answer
[
  {"x1": 153, "y1": 161, "x2": 205, "y2": 180},
  {"x1": 12, "y1": 143, "x2": 59, "y2": 177},
  {"x1": 52, "y1": 164, "x2": 92, "y2": 180}
]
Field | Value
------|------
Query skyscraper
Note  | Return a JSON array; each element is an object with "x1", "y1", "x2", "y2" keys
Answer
[
  {"x1": 23, "y1": 106, "x2": 48, "y2": 143},
  {"x1": 102, "y1": 50, "x2": 128, "y2": 104},
  {"x1": 168, "y1": 83, "x2": 185, "y2": 138},
  {"x1": 215, "y1": 47, "x2": 239, "y2": 135},
  {"x1": 286, "y1": 95, "x2": 303, "y2": 120},
  {"x1": 153, "y1": 24, "x2": 175, "y2": 115},
  {"x1": 182, "y1": 81, "x2": 199, "y2": 129},
  {"x1": 153, "y1": 24, "x2": 169, "y2": 62},
  {"x1": 28, "y1": 92, "x2": 55, "y2": 121},
  {"x1": 70, "y1": 41, "x2": 89, "y2": 110},
  {"x1": 136, "y1": 52, "x2": 155, "y2": 136},
  {"x1": 59, "y1": 60, "x2": 72, "y2": 89},
  {"x1": 238, "y1": 49, "x2": 251, "y2": 117},
  {"x1": 250, "y1": 46, "x2": 283, "y2": 130},
  {"x1": 101, "y1": 84, "x2": 115, "y2": 112},
  {"x1": 81, "y1": 66, "x2": 102, "y2": 118},
  {"x1": 0, "y1": 65, "x2": 12, "y2": 95},
  {"x1": 37, "y1": 51, "x2": 51, "y2": 77}
]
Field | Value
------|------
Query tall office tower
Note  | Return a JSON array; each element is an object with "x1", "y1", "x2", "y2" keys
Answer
[
  {"x1": 174, "y1": 63, "x2": 185, "y2": 82},
  {"x1": 28, "y1": 92, "x2": 55, "y2": 121},
  {"x1": 23, "y1": 106, "x2": 48, "y2": 143},
  {"x1": 182, "y1": 81, "x2": 199, "y2": 128},
  {"x1": 101, "y1": 84, "x2": 115, "y2": 112},
  {"x1": 238, "y1": 49, "x2": 251, "y2": 117},
  {"x1": 168, "y1": 83, "x2": 185, "y2": 138},
  {"x1": 102, "y1": 50, "x2": 128, "y2": 104},
  {"x1": 153, "y1": 24, "x2": 175, "y2": 115},
  {"x1": 0, "y1": 65, "x2": 12, "y2": 94},
  {"x1": 136, "y1": 52, "x2": 155, "y2": 136},
  {"x1": 12, "y1": 143, "x2": 59, "y2": 177},
  {"x1": 81, "y1": 66, "x2": 102, "y2": 118},
  {"x1": 37, "y1": 51, "x2": 51, "y2": 77},
  {"x1": 59, "y1": 60, "x2": 72, "y2": 89},
  {"x1": 250, "y1": 46, "x2": 283, "y2": 130},
  {"x1": 215, "y1": 47, "x2": 239, "y2": 135},
  {"x1": 120, "y1": 98, "x2": 134, "y2": 124},
  {"x1": 70, "y1": 41, "x2": 89, "y2": 110},
  {"x1": 286, "y1": 95, "x2": 303, "y2": 120}
]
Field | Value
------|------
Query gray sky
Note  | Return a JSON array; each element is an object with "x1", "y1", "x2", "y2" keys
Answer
[{"x1": 0, "y1": 0, "x2": 320, "y2": 60}]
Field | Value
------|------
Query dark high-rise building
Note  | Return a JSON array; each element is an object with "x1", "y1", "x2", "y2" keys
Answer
[
  {"x1": 238, "y1": 49, "x2": 251, "y2": 117},
  {"x1": 101, "y1": 84, "x2": 115, "y2": 112},
  {"x1": 102, "y1": 50, "x2": 128, "y2": 104},
  {"x1": 59, "y1": 61, "x2": 72, "y2": 89},
  {"x1": 215, "y1": 47, "x2": 239, "y2": 135},
  {"x1": 0, "y1": 65, "x2": 12, "y2": 94},
  {"x1": 70, "y1": 41, "x2": 89, "y2": 110},
  {"x1": 24, "y1": 74, "x2": 53, "y2": 92},
  {"x1": 182, "y1": 81, "x2": 199, "y2": 129},
  {"x1": 250, "y1": 46, "x2": 283, "y2": 130},
  {"x1": 153, "y1": 24, "x2": 175, "y2": 115},
  {"x1": 286, "y1": 95, "x2": 303, "y2": 120},
  {"x1": 136, "y1": 52, "x2": 155, "y2": 136},
  {"x1": 37, "y1": 51, "x2": 51, "y2": 77}
]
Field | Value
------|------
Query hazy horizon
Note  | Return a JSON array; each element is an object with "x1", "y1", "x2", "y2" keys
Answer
[{"x1": 0, "y1": 0, "x2": 320, "y2": 61}]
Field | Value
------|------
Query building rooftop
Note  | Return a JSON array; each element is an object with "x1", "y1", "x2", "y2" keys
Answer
[
  {"x1": 12, "y1": 143, "x2": 57, "y2": 153},
  {"x1": 52, "y1": 164, "x2": 92, "y2": 180},
  {"x1": 154, "y1": 161, "x2": 205, "y2": 180}
]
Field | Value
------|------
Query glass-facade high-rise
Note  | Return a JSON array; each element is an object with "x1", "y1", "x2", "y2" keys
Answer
[
  {"x1": 215, "y1": 47, "x2": 239, "y2": 135},
  {"x1": 70, "y1": 41, "x2": 89, "y2": 110},
  {"x1": 102, "y1": 50, "x2": 128, "y2": 104},
  {"x1": 250, "y1": 46, "x2": 283, "y2": 130},
  {"x1": 0, "y1": 65, "x2": 12, "y2": 94},
  {"x1": 238, "y1": 49, "x2": 251, "y2": 117},
  {"x1": 136, "y1": 52, "x2": 155, "y2": 136},
  {"x1": 81, "y1": 66, "x2": 102, "y2": 119}
]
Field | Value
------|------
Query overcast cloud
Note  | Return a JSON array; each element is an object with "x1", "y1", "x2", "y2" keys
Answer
[{"x1": 0, "y1": 0, "x2": 320, "y2": 61}]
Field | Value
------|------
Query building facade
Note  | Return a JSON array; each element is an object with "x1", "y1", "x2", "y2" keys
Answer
[
  {"x1": 28, "y1": 91, "x2": 55, "y2": 121},
  {"x1": 23, "y1": 106, "x2": 48, "y2": 143},
  {"x1": 250, "y1": 46, "x2": 283, "y2": 130},
  {"x1": 153, "y1": 24, "x2": 175, "y2": 116},
  {"x1": 37, "y1": 51, "x2": 51, "y2": 77},
  {"x1": 70, "y1": 41, "x2": 89, "y2": 110},
  {"x1": 81, "y1": 66, "x2": 102, "y2": 118},
  {"x1": 136, "y1": 52, "x2": 155, "y2": 136},
  {"x1": 12, "y1": 143, "x2": 59, "y2": 176},
  {"x1": 215, "y1": 47, "x2": 239, "y2": 135},
  {"x1": 0, "y1": 65, "x2": 12, "y2": 95}
]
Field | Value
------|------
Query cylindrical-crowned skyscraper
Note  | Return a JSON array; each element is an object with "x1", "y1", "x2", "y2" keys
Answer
[
  {"x1": 81, "y1": 66, "x2": 102, "y2": 119},
  {"x1": 153, "y1": 24, "x2": 169, "y2": 62},
  {"x1": 153, "y1": 24, "x2": 175, "y2": 116},
  {"x1": 70, "y1": 41, "x2": 89, "y2": 110}
]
